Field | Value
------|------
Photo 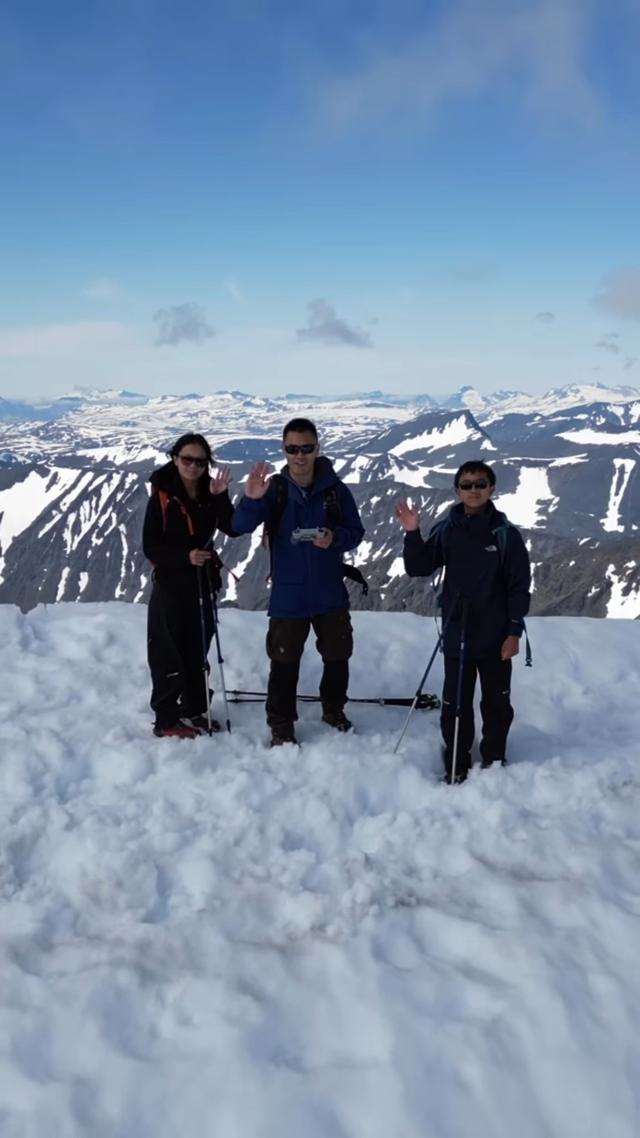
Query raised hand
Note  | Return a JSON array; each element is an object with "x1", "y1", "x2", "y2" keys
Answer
[
  {"x1": 395, "y1": 498, "x2": 420, "y2": 531},
  {"x1": 210, "y1": 465, "x2": 232, "y2": 495},
  {"x1": 245, "y1": 461, "x2": 272, "y2": 499}
]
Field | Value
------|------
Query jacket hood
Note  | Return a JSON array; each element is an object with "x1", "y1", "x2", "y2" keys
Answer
[{"x1": 448, "y1": 499, "x2": 507, "y2": 531}]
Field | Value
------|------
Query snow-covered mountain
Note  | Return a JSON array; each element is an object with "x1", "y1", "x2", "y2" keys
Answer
[{"x1": 0, "y1": 386, "x2": 638, "y2": 616}]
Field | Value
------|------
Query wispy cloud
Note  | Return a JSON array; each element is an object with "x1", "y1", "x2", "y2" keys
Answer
[
  {"x1": 153, "y1": 303, "x2": 215, "y2": 346},
  {"x1": 224, "y1": 278, "x2": 243, "y2": 302},
  {"x1": 0, "y1": 322, "x2": 130, "y2": 358},
  {"x1": 596, "y1": 339, "x2": 620, "y2": 355},
  {"x1": 296, "y1": 299, "x2": 373, "y2": 349},
  {"x1": 593, "y1": 267, "x2": 640, "y2": 321},
  {"x1": 623, "y1": 356, "x2": 637, "y2": 370},
  {"x1": 317, "y1": 0, "x2": 602, "y2": 134},
  {"x1": 84, "y1": 278, "x2": 123, "y2": 302},
  {"x1": 536, "y1": 311, "x2": 556, "y2": 323}
]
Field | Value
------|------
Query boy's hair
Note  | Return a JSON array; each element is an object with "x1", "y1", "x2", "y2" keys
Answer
[
  {"x1": 282, "y1": 417, "x2": 318, "y2": 441},
  {"x1": 454, "y1": 460, "x2": 496, "y2": 487}
]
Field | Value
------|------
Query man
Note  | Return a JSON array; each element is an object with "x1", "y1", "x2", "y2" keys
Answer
[
  {"x1": 232, "y1": 417, "x2": 365, "y2": 746},
  {"x1": 395, "y1": 460, "x2": 530, "y2": 783}
]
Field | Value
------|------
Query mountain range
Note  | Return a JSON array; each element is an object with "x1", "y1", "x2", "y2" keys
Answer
[{"x1": 0, "y1": 383, "x2": 638, "y2": 618}]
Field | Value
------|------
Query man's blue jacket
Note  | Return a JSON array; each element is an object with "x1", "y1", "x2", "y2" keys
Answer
[
  {"x1": 232, "y1": 456, "x2": 365, "y2": 619},
  {"x1": 403, "y1": 500, "x2": 531, "y2": 658}
]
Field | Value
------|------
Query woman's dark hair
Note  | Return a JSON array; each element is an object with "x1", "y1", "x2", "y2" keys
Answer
[
  {"x1": 282, "y1": 417, "x2": 318, "y2": 441},
  {"x1": 168, "y1": 433, "x2": 213, "y2": 465},
  {"x1": 454, "y1": 460, "x2": 496, "y2": 487}
]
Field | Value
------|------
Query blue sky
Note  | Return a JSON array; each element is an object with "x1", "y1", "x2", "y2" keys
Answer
[{"x1": 1, "y1": 0, "x2": 639, "y2": 400}]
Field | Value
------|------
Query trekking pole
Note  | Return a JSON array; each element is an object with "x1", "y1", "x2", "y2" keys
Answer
[
  {"x1": 393, "y1": 632, "x2": 443, "y2": 754},
  {"x1": 196, "y1": 566, "x2": 214, "y2": 735},
  {"x1": 205, "y1": 564, "x2": 231, "y2": 734},
  {"x1": 450, "y1": 598, "x2": 470, "y2": 786}
]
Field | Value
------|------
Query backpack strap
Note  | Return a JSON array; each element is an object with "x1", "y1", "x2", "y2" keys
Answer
[{"x1": 157, "y1": 488, "x2": 195, "y2": 536}]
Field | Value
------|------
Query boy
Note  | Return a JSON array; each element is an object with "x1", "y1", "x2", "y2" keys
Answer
[{"x1": 395, "y1": 461, "x2": 530, "y2": 783}]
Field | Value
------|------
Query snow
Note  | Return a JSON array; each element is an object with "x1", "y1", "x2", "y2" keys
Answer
[
  {"x1": 1, "y1": 604, "x2": 640, "y2": 1138},
  {"x1": 602, "y1": 459, "x2": 636, "y2": 533},
  {"x1": 558, "y1": 428, "x2": 640, "y2": 446},
  {"x1": 494, "y1": 467, "x2": 559, "y2": 528},
  {"x1": 389, "y1": 415, "x2": 475, "y2": 457},
  {"x1": 605, "y1": 563, "x2": 640, "y2": 617},
  {"x1": 0, "y1": 468, "x2": 79, "y2": 582}
]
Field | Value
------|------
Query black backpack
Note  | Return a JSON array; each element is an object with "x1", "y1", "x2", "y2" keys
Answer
[{"x1": 265, "y1": 474, "x2": 368, "y2": 596}]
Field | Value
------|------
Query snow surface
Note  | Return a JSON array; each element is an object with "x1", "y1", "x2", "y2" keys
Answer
[
  {"x1": 602, "y1": 460, "x2": 636, "y2": 534},
  {"x1": 389, "y1": 416, "x2": 475, "y2": 456},
  {"x1": 494, "y1": 467, "x2": 559, "y2": 528},
  {"x1": 1, "y1": 605, "x2": 640, "y2": 1138}
]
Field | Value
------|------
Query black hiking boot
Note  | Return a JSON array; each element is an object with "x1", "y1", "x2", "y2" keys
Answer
[
  {"x1": 480, "y1": 757, "x2": 507, "y2": 769},
  {"x1": 321, "y1": 708, "x2": 353, "y2": 732},
  {"x1": 270, "y1": 724, "x2": 298, "y2": 747}
]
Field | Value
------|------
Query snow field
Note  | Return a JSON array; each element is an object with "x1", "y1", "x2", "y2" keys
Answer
[{"x1": 0, "y1": 605, "x2": 639, "y2": 1137}]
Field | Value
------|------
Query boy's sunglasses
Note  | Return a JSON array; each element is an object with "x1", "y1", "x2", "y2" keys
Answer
[
  {"x1": 458, "y1": 479, "x2": 489, "y2": 490},
  {"x1": 284, "y1": 443, "x2": 316, "y2": 455},
  {"x1": 178, "y1": 454, "x2": 207, "y2": 468}
]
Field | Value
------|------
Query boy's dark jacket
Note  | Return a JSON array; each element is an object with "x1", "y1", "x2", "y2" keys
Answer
[
  {"x1": 142, "y1": 461, "x2": 235, "y2": 582},
  {"x1": 403, "y1": 500, "x2": 531, "y2": 658},
  {"x1": 232, "y1": 456, "x2": 364, "y2": 618}
]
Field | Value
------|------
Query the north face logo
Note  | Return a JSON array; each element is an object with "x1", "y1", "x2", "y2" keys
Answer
[{"x1": 485, "y1": 544, "x2": 498, "y2": 552}]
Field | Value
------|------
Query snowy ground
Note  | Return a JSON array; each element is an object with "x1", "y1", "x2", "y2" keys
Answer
[{"x1": 1, "y1": 604, "x2": 640, "y2": 1138}]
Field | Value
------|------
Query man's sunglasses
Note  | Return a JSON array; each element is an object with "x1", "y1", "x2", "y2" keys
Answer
[
  {"x1": 284, "y1": 443, "x2": 316, "y2": 455},
  {"x1": 458, "y1": 479, "x2": 489, "y2": 491},
  {"x1": 178, "y1": 454, "x2": 207, "y2": 468}
]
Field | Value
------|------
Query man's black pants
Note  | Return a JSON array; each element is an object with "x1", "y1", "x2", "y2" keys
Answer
[
  {"x1": 441, "y1": 655, "x2": 514, "y2": 777},
  {"x1": 266, "y1": 609, "x2": 353, "y2": 729}
]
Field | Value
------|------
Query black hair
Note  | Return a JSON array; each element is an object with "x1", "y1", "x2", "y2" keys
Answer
[
  {"x1": 168, "y1": 433, "x2": 213, "y2": 465},
  {"x1": 454, "y1": 460, "x2": 496, "y2": 487},
  {"x1": 282, "y1": 417, "x2": 318, "y2": 441}
]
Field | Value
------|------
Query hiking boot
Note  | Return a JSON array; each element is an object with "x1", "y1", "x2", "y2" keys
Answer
[
  {"x1": 480, "y1": 757, "x2": 507, "y2": 769},
  {"x1": 270, "y1": 725, "x2": 298, "y2": 747},
  {"x1": 153, "y1": 723, "x2": 197, "y2": 739},
  {"x1": 442, "y1": 750, "x2": 471, "y2": 784},
  {"x1": 182, "y1": 715, "x2": 222, "y2": 735},
  {"x1": 321, "y1": 708, "x2": 352, "y2": 732}
]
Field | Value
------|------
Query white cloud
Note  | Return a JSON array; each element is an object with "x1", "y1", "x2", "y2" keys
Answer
[
  {"x1": 317, "y1": 0, "x2": 602, "y2": 133},
  {"x1": 0, "y1": 322, "x2": 131, "y2": 358},
  {"x1": 84, "y1": 278, "x2": 123, "y2": 302}
]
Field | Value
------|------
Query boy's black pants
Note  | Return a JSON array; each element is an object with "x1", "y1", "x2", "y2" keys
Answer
[
  {"x1": 441, "y1": 655, "x2": 514, "y2": 776},
  {"x1": 265, "y1": 609, "x2": 353, "y2": 729}
]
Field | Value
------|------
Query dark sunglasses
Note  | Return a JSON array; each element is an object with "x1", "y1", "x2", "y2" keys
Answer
[
  {"x1": 284, "y1": 443, "x2": 316, "y2": 455},
  {"x1": 178, "y1": 454, "x2": 207, "y2": 468},
  {"x1": 458, "y1": 479, "x2": 489, "y2": 491}
]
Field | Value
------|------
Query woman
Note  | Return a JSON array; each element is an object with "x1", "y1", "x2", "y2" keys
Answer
[{"x1": 143, "y1": 432, "x2": 236, "y2": 738}]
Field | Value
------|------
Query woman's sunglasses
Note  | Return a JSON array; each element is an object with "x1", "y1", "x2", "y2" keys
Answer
[
  {"x1": 284, "y1": 443, "x2": 316, "y2": 455},
  {"x1": 178, "y1": 454, "x2": 207, "y2": 468}
]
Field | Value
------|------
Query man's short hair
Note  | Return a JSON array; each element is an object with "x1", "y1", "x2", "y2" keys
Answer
[
  {"x1": 282, "y1": 417, "x2": 318, "y2": 441},
  {"x1": 454, "y1": 460, "x2": 496, "y2": 487}
]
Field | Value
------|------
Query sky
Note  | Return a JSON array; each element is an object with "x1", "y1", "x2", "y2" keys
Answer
[
  {"x1": 2, "y1": 603, "x2": 640, "y2": 1137},
  {"x1": 1, "y1": 0, "x2": 640, "y2": 401}
]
